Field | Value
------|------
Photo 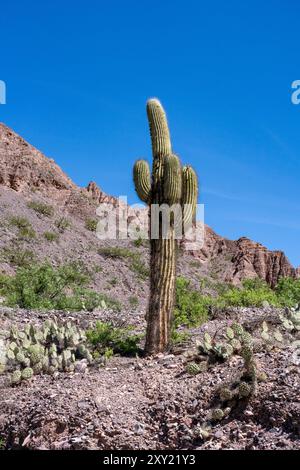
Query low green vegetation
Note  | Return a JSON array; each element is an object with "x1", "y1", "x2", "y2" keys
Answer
[
  {"x1": 129, "y1": 257, "x2": 149, "y2": 280},
  {"x1": 174, "y1": 277, "x2": 210, "y2": 328},
  {"x1": 43, "y1": 231, "x2": 59, "y2": 242},
  {"x1": 27, "y1": 201, "x2": 54, "y2": 217},
  {"x1": 174, "y1": 276, "x2": 300, "y2": 328},
  {"x1": 85, "y1": 218, "x2": 98, "y2": 232},
  {"x1": 86, "y1": 321, "x2": 141, "y2": 355},
  {"x1": 0, "y1": 262, "x2": 121, "y2": 311},
  {"x1": 132, "y1": 237, "x2": 149, "y2": 248},
  {"x1": 55, "y1": 217, "x2": 71, "y2": 232},
  {"x1": 1, "y1": 247, "x2": 36, "y2": 268},
  {"x1": 98, "y1": 246, "x2": 136, "y2": 259},
  {"x1": 98, "y1": 246, "x2": 149, "y2": 280},
  {"x1": 9, "y1": 216, "x2": 36, "y2": 240},
  {"x1": 129, "y1": 296, "x2": 139, "y2": 308}
]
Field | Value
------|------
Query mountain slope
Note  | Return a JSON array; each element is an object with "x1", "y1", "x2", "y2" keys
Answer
[{"x1": 0, "y1": 122, "x2": 298, "y2": 301}]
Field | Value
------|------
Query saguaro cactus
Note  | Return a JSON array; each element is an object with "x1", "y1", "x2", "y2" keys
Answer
[{"x1": 133, "y1": 99, "x2": 198, "y2": 354}]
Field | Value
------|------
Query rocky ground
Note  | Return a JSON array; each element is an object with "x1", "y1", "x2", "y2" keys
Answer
[{"x1": 0, "y1": 306, "x2": 299, "y2": 450}]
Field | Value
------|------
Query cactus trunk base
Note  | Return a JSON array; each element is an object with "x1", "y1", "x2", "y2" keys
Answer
[{"x1": 145, "y1": 234, "x2": 176, "y2": 355}]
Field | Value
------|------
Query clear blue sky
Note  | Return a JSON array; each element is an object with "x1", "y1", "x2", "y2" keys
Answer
[{"x1": 1, "y1": 0, "x2": 300, "y2": 266}]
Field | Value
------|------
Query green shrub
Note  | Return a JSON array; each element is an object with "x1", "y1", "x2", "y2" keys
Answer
[
  {"x1": 174, "y1": 277, "x2": 210, "y2": 328},
  {"x1": 217, "y1": 279, "x2": 279, "y2": 308},
  {"x1": 27, "y1": 201, "x2": 54, "y2": 217},
  {"x1": 0, "y1": 262, "x2": 121, "y2": 312},
  {"x1": 43, "y1": 231, "x2": 59, "y2": 242},
  {"x1": 85, "y1": 218, "x2": 98, "y2": 232},
  {"x1": 275, "y1": 277, "x2": 300, "y2": 307},
  {"x1": 86, "y1": 321, "x2": 141, "y2": 355}
]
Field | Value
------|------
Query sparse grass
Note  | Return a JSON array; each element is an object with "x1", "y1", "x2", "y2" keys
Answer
[
  {"x1": 132, "y1": 237, "x2": 149, "y2": 248},
  {"x1": 85, "y1": 218, "x2": 98, "y2": 232},
  {"x1": 9, "y1": 216, "x2": 36, "y2": 239},
  {"x1": 98, "y1": 247, "x2": 149, "y2": 280},
  {"x1": 43, "y1": 231, "x2": 59, "y2": 242},
  {"x1": 108, "y1": 277, "x2": 118, "y2": 287},
  {"x1": 9, "y1": 216, "x2": 30, "y2": 230},
  {"x1": 98, "y1": 246, "x2": 136, "y2": 259},
  {"x1": 190, "y1": 260, "x2": 201, "y2": 268},
  {"x1": 86, "y1": 321, "x2": 141, "y2": 356},
  {"x1": 171, "y1": 329, "x2": 190, "y2": 346},
  {"x1": 1, "y1": 247, "x2": 36, "y2": 268},
  {"x1": 129, "y1": 296, "x2": 139, "y2": 308},
  {"x1": 27, "y1": 201, "x2": 54, "y2": 217},
  {"x1": 18, "y1": 226, "x2": 36, "y2": 240},
  {"x1": 55, "y1": 217, "x2": 71, "y2": 233},
  {"x1": 130, "y1": 257, "x2": 149, "y2": 280},
  {"x1": 93, "y1": 265, "x2": 103, "y2": 273}
]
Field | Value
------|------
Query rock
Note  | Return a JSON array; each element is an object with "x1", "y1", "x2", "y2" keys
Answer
[{"x1": 75, "y1": 360, "x2": 88, "y2": 373}]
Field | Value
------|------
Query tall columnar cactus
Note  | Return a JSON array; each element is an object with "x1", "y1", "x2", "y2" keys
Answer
[{"x1": 133, "y1": 99, "x2": 198, "y2": 354}]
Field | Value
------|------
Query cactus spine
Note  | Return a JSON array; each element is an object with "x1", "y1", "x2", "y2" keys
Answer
[{"x1": 133, "y1": 99, "x2": 198, "y2": 354}]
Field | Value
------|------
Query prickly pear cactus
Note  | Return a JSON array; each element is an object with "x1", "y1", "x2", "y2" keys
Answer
[
  {"x1": 133, "y1": 99, "x2": 198, "y2": 354},
  {"x1": 0, "y1": 319, "x2": 95, "y2": 385}
]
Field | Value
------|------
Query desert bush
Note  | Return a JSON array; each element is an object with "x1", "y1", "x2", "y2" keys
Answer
[
  {"x1": 275, "y1": 277, "x2": 300, "y2": 307},
  {"x1": 0, "y1": 262, "x2": 120, "y2": 311},
  {"x1": 85, "y1": 218, "x2": 98, "y2": 232},
  {"x1": 217, "y1": 278, "x2": 280, "y2": 308},
  {"x1": 43, "y1": 231, "x2": 59, "y2": 242},
  {"x1": 27, "y1": 201, "x2": 54, "y2": 217},
  {"x1": 174, "y1": 277, "x2": 210, "y2": 328},
  {"x1": 86, "y1": 321, "x2": 141, "y2": 355}
]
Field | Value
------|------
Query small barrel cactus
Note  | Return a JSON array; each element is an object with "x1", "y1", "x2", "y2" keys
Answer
[
  {"x1": 219, "y1": 387, "x2": 233, "y2": 402},
  {"x1": 211, "y1": 408, "x2": 224, "y2": 422},
  {"x1": 232, "y1": 323, "x2": 244, "y2": 337},
  {"x1": 238, "y1": 381, "x2": 252, "y2": 398}
]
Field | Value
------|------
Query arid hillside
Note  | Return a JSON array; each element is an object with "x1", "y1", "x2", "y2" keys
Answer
[{"x1": 0, "y1": 122, "x2": 298, "y2": 307}]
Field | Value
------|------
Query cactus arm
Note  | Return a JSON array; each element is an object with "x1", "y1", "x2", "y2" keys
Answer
[
  {"x1": 133, "y1": 159, "x2": 151, "y2": 203},
  {"x1": 182, "y1": 165, "x2": 198, "y2": 229}
]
